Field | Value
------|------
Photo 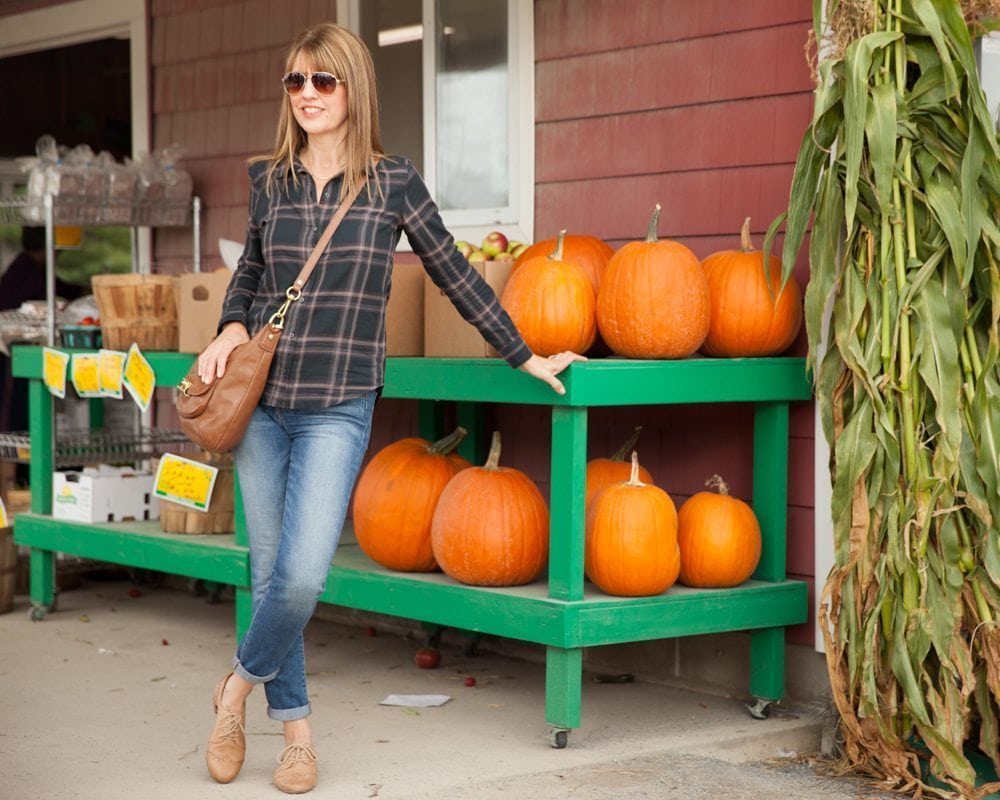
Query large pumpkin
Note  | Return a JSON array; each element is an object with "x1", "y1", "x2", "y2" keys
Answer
[
  {"x1": 513, "y1": 233, "x2": 614, "y2": 294},
  {"x1": 700, "y1": 217, "x2": 803, "y2": 357},
  {"x1": 585, "y1": 426, "x2": 653, "y2": 508},
  {"x1": 677, "y1": 475, "x2": 761, "y2": 588},
  {"x1": 353, "y1": 427, "x2": 471, "y2": 572},
  {"x1": 597, "y1": 204, "x2": 710, "y2": 359},
  {"x1": 501, "y1": 230, "x2": 597, "y2": 357},
  {"x1": 585, "y1": 452, "x2": 680, "y2": 596},
  {"x1": 431, "y1": 431, "x2": 549, "y2": 587}
]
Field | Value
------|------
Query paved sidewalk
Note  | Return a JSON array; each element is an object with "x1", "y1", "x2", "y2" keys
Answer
[{"x1": 0, "y1": 579, "x2": 887, "y2": 800}]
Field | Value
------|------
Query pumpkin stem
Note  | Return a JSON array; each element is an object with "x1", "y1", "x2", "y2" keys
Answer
[
  {"x1": 610, "y1": 426, "x2": 643, "y2": 462},
  {"x1": 548, "y1": 229, "x2": 567, "y2": 262},
  {"x1": 428, "y1": 426, "x2": 468, "y2": 455},
  {"x1": 484, "y1": 430, "x2": 503, "y2": 470},
  {"x1": 644, "y1": 204, "x2": 661, "y2": 243},
  {"x1": 626, "y1": 451, "x2": 647, "y2": 487},
  {"x1": 705, "y1": 474, "x2": 730, "y2": 495},
  {"x1": 740, "y1": 217, "x2": 755, "y2": 253}
]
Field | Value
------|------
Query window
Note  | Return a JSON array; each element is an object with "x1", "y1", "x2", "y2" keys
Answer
[{"x1": 343, "y1": 0, "x2": 534, "y2": 245}]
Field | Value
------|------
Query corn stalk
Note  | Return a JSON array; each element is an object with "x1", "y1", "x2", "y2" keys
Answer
[{"x1": 773, "y1": 0, "x2": 1000, "y2": 796}]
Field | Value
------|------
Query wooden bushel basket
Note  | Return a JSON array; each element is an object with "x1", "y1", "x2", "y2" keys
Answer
[
  {"x1": 158, "y1": 453, "x2": 235, "y2": 535},
  {"x1": 93, "y1": 274, "x2": 180, "y2": 351},
  {"x1": 0, "y1": 526, "x2": 15, "y2": 614}
]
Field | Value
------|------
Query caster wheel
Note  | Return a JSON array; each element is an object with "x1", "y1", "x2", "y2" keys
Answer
[
  {"x1": 746, "y1": 697, "x2": 771, "y2": 720},
  {"x1": 548, "y1": 728, "x2": 569, "y2": 749},
  {"x1": 29, "y1": 605, "x2": 49, "y2": 621}
]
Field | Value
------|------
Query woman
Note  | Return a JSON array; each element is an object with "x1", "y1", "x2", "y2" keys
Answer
[{"x1": 197, "y1": 22, "x2": 581, "y2": 795}]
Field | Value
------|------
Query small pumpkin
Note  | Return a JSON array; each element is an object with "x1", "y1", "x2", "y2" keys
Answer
[
  {"x1": 700, "y1": 217, "x2": 803, "y2": 357},
  {"x1": 585, "y1": 451, "x2": 680, "y2": 596},
  {"x1": 677, "y1": 475, "x2": 762, "y2": 588},
  {"x1": 513, "y1": 233, "x2": 614, "y2": 294},
  {"x1": 431, "y1": 431, "x2": 549, "y2": 587},
  {"x1": 353, "y1": 427, "x2": 471, "y2": 572},
  {"x1": 501, "y1": 230, "x2": 597, "y2": 357},
  {"x1": 597, "y1": 204, "x2": 710, "y2": 359},
  {"x1": 585, "y1": 426, "x2": 653, "y2": 509}
]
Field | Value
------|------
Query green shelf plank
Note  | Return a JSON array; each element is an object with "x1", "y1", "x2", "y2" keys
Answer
[
  {"x1": 13, "y1": 514, "x2": 249, "y2": 586},
  {"x1": 323, "y1": 543, "x2": 807, "y2": 648}
]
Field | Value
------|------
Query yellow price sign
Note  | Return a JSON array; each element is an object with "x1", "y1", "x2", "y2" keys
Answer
[
  {"x1": 71, "y1": 354, "x2": 101, "y2": 397},
  {"x1": 98, "y1": 349, "x2": 126, "y2": 398},
  {"x1": 123, "y1": 344, "x2": 155, "y2": 412},
  {"x1": 42, "y1": 347, "x2": 70, "y2": 398},
  {"x1": 154, "y1": 453, "x2": 218, "y2": 511}
]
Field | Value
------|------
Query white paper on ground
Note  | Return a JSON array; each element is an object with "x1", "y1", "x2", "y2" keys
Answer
[{"x1": 378, "y1": 694, "x2": 451, "y2": 708}]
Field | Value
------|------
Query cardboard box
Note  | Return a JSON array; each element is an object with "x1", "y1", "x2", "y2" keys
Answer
[
  {"x1": 386, "y1": 262, "x2": 424, "y2": 356},
  {"x1": 423, "y1": 261, "x2": 514, "y2": 358},
  {"x1": 178, "y1": 269, "x2": 233, "y2": 353},
  {"x1": 52, "y1": 465, "x2": 159, "y2": 523}
]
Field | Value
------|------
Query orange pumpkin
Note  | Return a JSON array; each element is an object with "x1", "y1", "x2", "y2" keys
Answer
[
  {"x1": 514, "y1": 233, "x2": 614, "y2": 294},
  {"x1": 585, "y1": 452, "x2": 680, "y2": 596},
  {"x1": 431, "y1": 431, "x2": 549, "y2": 587},
  {"x1": 677, "y1": 475, "x2": 762, "y2": 588},
  {"x1": 353, "y1": 427, "x2": 471, "y2": 572},
  {"x1": 701, "y1": 218, "x2": 803, "y2": 357},
  {"x1": 597, "y1": 204, "x2": 710, "y2": 359},
  {"x1": 501, "y1": 230, "x2": 597, "y2": 357},
  {"x1": 585, "y1": 426, "x2": 653, "y2": 508}
]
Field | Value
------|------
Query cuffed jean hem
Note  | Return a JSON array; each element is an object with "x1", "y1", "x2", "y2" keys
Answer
[
  {"x1": 232, "y1": 658, "x2": 278, "y2": 685},
  {"x1": 267, "y1": 702, "x2": 312, "y2": 722}
]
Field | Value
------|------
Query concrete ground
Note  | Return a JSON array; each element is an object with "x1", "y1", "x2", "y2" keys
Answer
[{"x1": 0, "y1": 578, "x2": 892, "y2": 800}]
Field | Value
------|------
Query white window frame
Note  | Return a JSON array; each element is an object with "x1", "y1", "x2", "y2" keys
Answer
[
  {"x1": 0, "y1": 0, "x2": 151, "y2": 266},
  {"x1": 338, "y1": 0, "x2": 535, "y2": 247}
]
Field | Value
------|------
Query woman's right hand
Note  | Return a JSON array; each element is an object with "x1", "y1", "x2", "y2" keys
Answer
[{"x1": 197, "y1": 322, "x2": 249, "y2": 385}]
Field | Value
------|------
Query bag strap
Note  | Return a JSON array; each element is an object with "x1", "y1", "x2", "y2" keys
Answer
[
  {"x1": 292, "y1": 182, "x2": 363, "y2": 292},
  {"x1": 268, "y1": 181, "x2": 363, "y2": 329}
]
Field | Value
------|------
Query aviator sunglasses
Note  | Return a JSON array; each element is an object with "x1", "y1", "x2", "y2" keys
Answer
[{"x1": 281, "y1": 71, "x2": 343, "y2": 96}]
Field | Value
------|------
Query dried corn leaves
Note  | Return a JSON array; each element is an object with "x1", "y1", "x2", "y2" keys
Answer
[{"x1": 777, "y1": 0, "x2": 1000, "y2": 796}]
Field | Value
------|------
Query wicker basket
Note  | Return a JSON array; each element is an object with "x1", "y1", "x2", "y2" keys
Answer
[
  {"x1": 93, "y1": 274, "x2": 180, "y2": 351},
  {"x1": 158, "y1": 453, "x2": 235, "y2": 535}
]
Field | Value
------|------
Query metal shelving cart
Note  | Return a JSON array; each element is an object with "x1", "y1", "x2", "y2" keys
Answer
[{"x1": 12, "y1": 347, "x2": 812, "y2": 747}]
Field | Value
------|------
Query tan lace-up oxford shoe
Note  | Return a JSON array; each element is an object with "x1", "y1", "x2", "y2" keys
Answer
[
  {"x1": 205, "y1": 673, "x2": 246, "y2": 783},
  {"x1": 273, "y1": 742, "x2": 318, "y2": 794}
]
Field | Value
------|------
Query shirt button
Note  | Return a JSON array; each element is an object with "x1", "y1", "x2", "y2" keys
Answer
[
  {"x1": 312, "y1": 225, "x2": 318, "y2": 231},
  {"x1": 289, "y1": 332, "x2": 296, "y2": 339}
]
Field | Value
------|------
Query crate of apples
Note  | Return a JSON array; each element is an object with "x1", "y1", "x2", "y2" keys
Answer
[{"x1": 456, "y1": 231, "x2": 529, "y2": 264}]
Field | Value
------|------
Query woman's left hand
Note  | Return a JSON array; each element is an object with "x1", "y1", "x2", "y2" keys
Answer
[{"x1": 519, "y1": 351, "x2": 588, "y2": 395}]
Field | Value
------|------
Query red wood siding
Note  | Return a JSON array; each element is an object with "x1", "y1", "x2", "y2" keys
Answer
[{"x1": 531, "y1": 0, "x2": 818, "y2": 643}]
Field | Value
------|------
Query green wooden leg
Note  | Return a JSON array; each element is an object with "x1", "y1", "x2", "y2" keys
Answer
[
  {"x1": 235, "y1": 586, "x2": 252, "y2": 642},
  {"x1": 749, "y1": 627, "x2": 785, "y2": 702},
  {"x1": 545, "y1": 646, "x2": 582, "y2": 732},
  {"x1": 29, "y1": 548, "x2": 55, "y2": 617}
]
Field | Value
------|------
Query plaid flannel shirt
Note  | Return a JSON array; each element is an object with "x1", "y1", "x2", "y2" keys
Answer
[{"x1": 218, "y1": 156, "x2": 532, "y2": 408}]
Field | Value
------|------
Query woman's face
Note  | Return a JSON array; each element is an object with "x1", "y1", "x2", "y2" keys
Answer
[{"x1": 287, "y1": 54, "x2": 349, "y2": 143}]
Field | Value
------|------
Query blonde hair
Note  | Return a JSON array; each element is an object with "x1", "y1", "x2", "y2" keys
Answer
[{"x1": 252, "y1": 23, "x2": 384, "y2": 202}]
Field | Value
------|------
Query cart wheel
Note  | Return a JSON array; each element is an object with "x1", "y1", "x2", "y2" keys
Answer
[
  {"x1": 746, "y1": 697, "x2": 771, "y2": 720},
  {"x1": 29, "y1": 604, "x2": 49, "y2": 621},
  {"x1": 548, "y1": 727, "x2": 569, "y2": 749}
]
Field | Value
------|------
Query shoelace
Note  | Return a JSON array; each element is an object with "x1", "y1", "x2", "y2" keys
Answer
[
  {"x1": 277, "y1": 743, "x2": 317, "y2": 766},
  {"x1": 213, "y1": 708, "x2": 245, "y2": 742}
]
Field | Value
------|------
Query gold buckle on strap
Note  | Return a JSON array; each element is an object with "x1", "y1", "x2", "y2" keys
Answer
[
  {"x1": 268, "y1": 286, "x2": 303, "y2": 329},
  {"x1": 178, "y1": 378, "x2": 192, "y2": 396}
]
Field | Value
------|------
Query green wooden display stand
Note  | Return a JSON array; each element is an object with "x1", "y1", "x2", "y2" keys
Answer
[{"x1": 12, "y1": 346, "x2": 811, "y2": 746}]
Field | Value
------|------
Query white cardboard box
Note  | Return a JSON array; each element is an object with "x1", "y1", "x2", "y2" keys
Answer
[{"x1": 53, "y1": 465, "x2": 159, "y2": 523}]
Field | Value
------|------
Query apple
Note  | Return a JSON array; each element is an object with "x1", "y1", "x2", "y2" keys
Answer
[
  {"x1": 506, "y1": 240, "x2": 523, "y2": 253},
  {"x1": 467, "y1": 249, "x2": 488, "y2": 263},
  {"x1": 415, "y1": 646, "x2": 441, "y2": 669},
  {"x1": 481, "y1": 231, "x2": 508, "y2": 258},
  {"x1": 455, "y1": 240, "x2": 473, "y2": 259},
  {"x1": 464, "y1": 676, "x2": 477, "y2": 687},
  {"x1": 510, "y1": 243, "x2": 530, "y2": 260},
  {"x1": 492, "y1": 251, "x2": 515, "y2": 264}
]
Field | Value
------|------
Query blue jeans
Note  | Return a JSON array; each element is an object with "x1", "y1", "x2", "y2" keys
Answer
[{"x1": 230, "y1": 392, "x2": 376, "y2": 721}]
